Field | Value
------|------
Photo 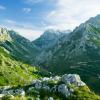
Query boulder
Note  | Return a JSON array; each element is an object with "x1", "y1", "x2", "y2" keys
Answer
[
  {"x1": 48, "y1": 97, "x2": 54, "y2": 100},
  {"x1": 31, "y1": 80, "x2": 37, "y2": 85},
  {"x1": 20, "y1": 90, "x2": 25, "y2": 97},
  {"x1": 35, "y1": 80, "x2": 42, "y2": 89},
  {"x1": 77, "y1": 81, "x2": 86, "y2": 86},
  {"x1": 61, "y1": 74, "x2": 82, "y2": 85},
  {"x1": 43, "y1": 86, "x2": 50, "y2": 91},
  {"x1": 50, "y1": 85, "x2": 57, "y2": 92},
  {"x1": 41, "y1": 77, "x2": 50, "y2": 82},
  {"x1": 15, "y1": 89, "x2": 25, "y2": 96},
  {"x1": 0, "y1": 94, "x2": 4, "y2": 98},
  {"x1": 58, "y1": 84, "x2": 70, "y2": 97}
]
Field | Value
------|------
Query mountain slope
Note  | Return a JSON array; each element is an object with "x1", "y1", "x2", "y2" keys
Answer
[
  {"x1": 0, "y1": 45, "x2": 51, "y2": 86},
  {"x1": 33, "y1": 29, "x2": 71, "y2": 65},
  {"x1": 1, "y1": 73, "x2": 100, "y2": 100},
  {"x1": 33, "y1": 29, "x2": 71, "y2": 51},
  {"x1": 0, "y1": 28, "x2": 51, "y2": 86},
  {"x1": 0, "y1": 46, "x2": 37, "y2": 86},
  {"x1": 34, "y1": 15, "x2": 100, "y2": 93},
  {"x1": 0, "y1": 28, "x2": 39, "y2": 64}
]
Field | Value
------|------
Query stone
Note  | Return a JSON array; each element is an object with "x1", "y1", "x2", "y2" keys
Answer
[
  {"x1": 15, "y1": 89, "x2": 25, "y2": 96},
  {"x1": 58, "y1": 84, "x2": 70, "y2": 97},
  {"x1": 31, "y1": 80, "x2": 37, "y2": 85},
  {"x1": 61, "y1": 74, "x2": 68, "y2": 84},
  {"x1": 28, "y1": 87, "x2": 35, "y2": 91},
  {"x1": 50, "y1": 85, "x2": 57, "y2": 92},
  {"x1": 41, "y1": 77, "x2": 50, "y2": 82},
  {"x1": 20, "y1": 90, "x2": 25, "y2": 97},
  {"x1": 53, "y1": 76, "x2": 61, "y2": 81},
  {"x1": 43, "y1": 86, "x2": 50, "y2": 91},
  {"x1": 35, "y1": 80, "x2": 42, "y2": 89},
  {"x1": 77, "y1": 81, "x2": 86, "y2": 86},
  {"x1": 48, "y1": 97, "x2": 54, "y2": 100},
  {"x1": 42, "y1": 82, "x2": 48, "y2": 87},
  {"x1": 69, "y1": 88, "x2": 74, "y2": 93},
  {"x1": 0, "y1": 94, "x2": 4, "y2": 98},
  {"x1": 61, "y1": 74, "x2": 81, "y2": 85},
  {"x1": 7, "y1": 90, "x2": 14, "y2": 95},
  {"x1": 2, "y1": 90, "x2": 9, "y2": 95},
  {"x1": 52, "y1": 76, "x2": 61, "y2": 83}
]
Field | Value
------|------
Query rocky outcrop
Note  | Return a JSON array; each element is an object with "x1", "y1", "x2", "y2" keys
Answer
[{"x1": 0, "y1": 74, "x2": 86, "y2": 99}]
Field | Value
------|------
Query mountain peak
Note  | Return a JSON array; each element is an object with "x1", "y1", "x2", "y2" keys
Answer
[
  {"x1": 0, "y1": 28, "x2": 12, "y2": 42},
  {"x1": 44, "y1": 29, "x2": 71, "y2": 35},
  {"x1": 0, "y1": 28, "x2": 8, "y2": 34},
  {"x1": 43, "y1": 29, "x2": 62, "y2": 37}
]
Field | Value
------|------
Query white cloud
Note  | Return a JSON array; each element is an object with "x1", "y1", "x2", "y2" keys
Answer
[
  {"x1": 1, "y1": 0, "x2": 100, "y2": 41},
  {"x1": 1, "y1": 19, "x2": 43, "y2": 41},
  {"x1": 0, "y1": 5, "x2": 6, "y2": 10},
  {"x1": 45, "y1": 0, "x2": 100, "y2": 30},
  {"x1": 22, "y1": 8, "x2": 31, "y2": 13},
  {"x1": 14, "y1": 28, "x2": 42, "y2": 41}
]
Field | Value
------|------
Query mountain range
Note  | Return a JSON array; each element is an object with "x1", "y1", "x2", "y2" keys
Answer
[
  {"x1": 0, "y1": 15, "x2": 100, "y2": 97},
  {"x1": 33, "y1": 15, "x2": 100, "y2": 93}
]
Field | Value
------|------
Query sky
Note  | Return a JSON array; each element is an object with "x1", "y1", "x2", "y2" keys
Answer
[{"x1": 0, "y1": 0, "x2": 100, "y2": 41}]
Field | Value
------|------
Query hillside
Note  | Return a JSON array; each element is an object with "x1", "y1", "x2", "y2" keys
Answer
[
  {"x1": 0, "y1": 45, "x2": 51, "y2": 86},
  {"x1": 1, "y1": 74, "x2": 100, "y2": 100},
  {"x1": 0, "y1": 46, "x2": 36, "y2": 86},
  {"x1": 0, "y1": 28, "x2": 39, "y2": 64},
  {"x1": 33, "y1": 15, "x2": 100, "y2": 93}
]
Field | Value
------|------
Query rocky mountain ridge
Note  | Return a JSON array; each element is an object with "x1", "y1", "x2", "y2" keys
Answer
[
  {"x1": 33, "y1": 29, "x2": 71, "y2": 51},
  {"x1": 0, "y1": 28, "x2": 39, "y2": 64},
  {"x1": 32, "y1": 15, "x2": 100, "y2": 93}
]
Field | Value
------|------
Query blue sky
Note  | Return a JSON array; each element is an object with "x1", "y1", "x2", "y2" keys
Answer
[{"x1": 0, "y1": 0, "x2": 100, "y2": 40}]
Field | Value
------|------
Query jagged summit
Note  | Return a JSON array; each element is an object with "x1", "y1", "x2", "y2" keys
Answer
[
  {"x1": 43, "y1": 29, "x2": 71, "y2": 35},
  {"x1": 0, "y1": 28, "x2": 12, "y2": 42},
  {"x1": 0, "y1": 28, "x2": 8, "y2": 34},
  {"x1": 33, "y1": 29, "x2": 71, "y2": 50}
]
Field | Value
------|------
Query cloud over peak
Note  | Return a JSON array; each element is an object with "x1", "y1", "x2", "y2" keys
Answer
[{"x1": 45, "y1": 0, "x2": 100, "y2": 30}]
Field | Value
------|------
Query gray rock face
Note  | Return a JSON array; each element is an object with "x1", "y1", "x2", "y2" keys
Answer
[
  {"x1": 0, "y1": 28, "x2": 8, "y2": 34},
  {"x1": 33, "y1": 29, "x2": 71, "y2": 51},
  {"x1": 58, "y1": 84, "x2": 70, "y2": 97},
  {"x1": 61, "y1": 74, "x2": 86, "y2": 86},
  {"x1": 0, "y1": 28, "x2": 12, "y2": 42},
  {"x1": 48, "y1": 97, "x2": 54, "y2": 100}
]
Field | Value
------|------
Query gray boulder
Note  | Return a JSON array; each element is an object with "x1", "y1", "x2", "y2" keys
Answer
[{"x1": 58, "y1": 84, "x2": 70, "y2": 97}]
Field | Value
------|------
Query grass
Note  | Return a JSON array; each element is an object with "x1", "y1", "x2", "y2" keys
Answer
[{"x1": 0, "y1": 46, "x2": 50, "y2": 86}]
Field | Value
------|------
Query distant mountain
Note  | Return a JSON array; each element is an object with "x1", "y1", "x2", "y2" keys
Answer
[
  {"x1": 40, "y1": 15, "x2": 100, "y2": 70},
  {"x1": 33, "y1": 29, "x2": 71, "y2": 51},
  {"x1": 0, "y1": 28, "x2": 39, "y2": 64},
  {"x1": 33, "y1": 15, "x2": 100, "y2": 93},
  {"x1": 32, "y1": 29, "x2": 71, "y2": 65}
]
